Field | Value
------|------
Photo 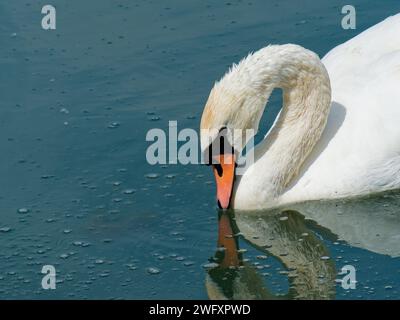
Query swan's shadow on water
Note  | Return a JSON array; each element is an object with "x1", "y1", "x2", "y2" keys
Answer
[{"x1": 205, "y1": 191, "x2": 400, "y2": 300}]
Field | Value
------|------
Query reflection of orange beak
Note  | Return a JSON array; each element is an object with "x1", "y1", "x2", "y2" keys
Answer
[
  {"x1": 218, "y1": 212, "x2": 239, "y2": 267},
  {"x1": 212, "y1": 154, "x2": 235, "y2": 209}
]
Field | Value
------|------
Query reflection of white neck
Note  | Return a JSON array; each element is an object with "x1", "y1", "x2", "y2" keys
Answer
[{"x1": 233, "y1": 45, "x2": 332, "y2": 207}]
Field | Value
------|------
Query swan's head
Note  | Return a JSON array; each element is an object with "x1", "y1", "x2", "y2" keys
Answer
[{"x1": 200, "y1": 61, "x2": 268, "y2": 209}]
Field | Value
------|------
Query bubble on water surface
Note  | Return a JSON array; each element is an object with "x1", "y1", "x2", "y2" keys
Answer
[
  {"x1": 145, "y1": 173, "x2": 159, "y2": 179},
  {"x1": 108, "y1": 122, "x2": 120, "y2": 129},
  {"x1": 125, "y1": 264, "x2": 137, "y2": 270},
  {"x1": 146, "y1": 267, "x2": 161, "y2": 275},
  {"x1": 17, "y1": 208, "x2": 29, "y2": 214},
  {"x1": 41, "y1": 174, "x2": 55, "y2": 180},
  {"x1": 202, "y1": 262, "x2": 219, "y2": 269}
]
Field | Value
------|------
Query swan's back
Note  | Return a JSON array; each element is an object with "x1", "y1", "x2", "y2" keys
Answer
[
  {"x1": 323, "y1": 14, "x2": 400, "y2": 79},
  {"x1": 323, "y1": 13, "x2": 400, "y2": 111},
  {"x1": 283, "y1": 14, "x2": 400, "y2": 203}
]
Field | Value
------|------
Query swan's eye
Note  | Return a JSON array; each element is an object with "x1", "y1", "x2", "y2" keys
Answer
[{"x1": 203, "y1": 127, "x2": 234, "y2": 166}]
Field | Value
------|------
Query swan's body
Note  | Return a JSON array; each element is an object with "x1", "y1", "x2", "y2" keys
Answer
[{"x1": 201, "y1": 14, "x2": 400, "y2": 210}]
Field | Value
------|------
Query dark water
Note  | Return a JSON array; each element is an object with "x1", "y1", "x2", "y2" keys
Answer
[{"x1": 0, "y1": 0, "x2": 399, "y2": 299}]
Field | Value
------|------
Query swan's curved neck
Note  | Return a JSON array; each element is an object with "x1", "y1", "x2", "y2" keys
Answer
[{"x1": 233, "y1": 45, "x2": 332, "y2": 198}]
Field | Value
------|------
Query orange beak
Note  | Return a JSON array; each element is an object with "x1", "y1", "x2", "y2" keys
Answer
[{"x1": 212, "y1": 154, "x2": 235, "y2": 209}]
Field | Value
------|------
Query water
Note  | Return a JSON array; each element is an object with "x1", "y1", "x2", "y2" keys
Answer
[{"x1": 0, "y1": 0, "x2": 399, "y2": 299}]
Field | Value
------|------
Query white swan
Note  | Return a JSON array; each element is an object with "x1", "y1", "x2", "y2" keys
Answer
[{"x1": 200, "y1": 14, "x2": 400, "y2": 210}]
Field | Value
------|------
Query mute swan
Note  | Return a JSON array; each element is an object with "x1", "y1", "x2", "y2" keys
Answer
[{"x1": 200, "y1": 14, "x2": 400, "y2": 210}]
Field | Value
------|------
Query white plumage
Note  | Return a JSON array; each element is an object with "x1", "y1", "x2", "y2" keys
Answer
[
  {"x1": 200, "y1": 14, "x2": 400, "y2": 210},
  {"x1": 282, "y1": 14, "x2": 400, "y2": 205}
]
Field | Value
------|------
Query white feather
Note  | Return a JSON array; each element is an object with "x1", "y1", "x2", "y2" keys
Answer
[{"x1": 201, "y1": 14, "x2": 400, "y2": 210}]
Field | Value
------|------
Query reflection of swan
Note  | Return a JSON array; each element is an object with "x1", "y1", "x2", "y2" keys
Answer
[
  {"x1": 205, "y1": 211, "x2": 336, "y2": 300},
  {"x1": 288, "y1": 192, "x2": 400, "y2": 257},
  {"x1": 206, "y1": 192, "x2": 400, "y2": 300},
  {"x1": 200, "y1": 14, "x2": 400, "y2": 210}
]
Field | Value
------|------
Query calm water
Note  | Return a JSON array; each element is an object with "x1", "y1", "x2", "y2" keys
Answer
[{"x1": 0, "y1": 0, "x2": 399, "y2": 299}]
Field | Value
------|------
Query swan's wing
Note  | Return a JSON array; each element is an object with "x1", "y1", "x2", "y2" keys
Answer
[
  {"x1": 285, "y1": 14, "x2": 400, "y2": 201},
  {"x1": 322, "y1": 13, "x2": 400, "y2": 118},
  {"x1": 322, "y1": 13, "x2": 400, "y2": 83},
  {"x1": 322, "y1": 13, "x2": 400, "y2": 119}
]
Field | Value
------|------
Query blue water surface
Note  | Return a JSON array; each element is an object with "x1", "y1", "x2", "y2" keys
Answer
[{"x1": 0, "y1": 0, "x2": 399, "y2": 299}]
